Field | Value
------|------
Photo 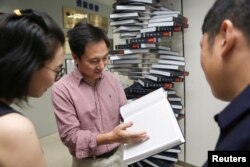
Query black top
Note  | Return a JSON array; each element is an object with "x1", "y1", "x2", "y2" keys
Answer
[
  {"x1": 0, "y1": 101, "x2": 17, "y2": 116},
  {"x1": 203, "y1": 85, "x2": 250, "y2": 166}
]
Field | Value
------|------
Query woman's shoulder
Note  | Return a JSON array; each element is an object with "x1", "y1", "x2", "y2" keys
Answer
[
  {"x1": 0, "y1": 112, "x2": 35, "y2": 134},
  {"x1": 0, "y1": 113, "x2": 38, "y2": 151},
  {"x1": 0, "y1": 113, "x2": 45, "y2": 166}
]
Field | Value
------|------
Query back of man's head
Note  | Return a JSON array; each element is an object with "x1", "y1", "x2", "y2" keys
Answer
[{"x1": 202, "y1": 0, "x2": 250, "y2": 44}]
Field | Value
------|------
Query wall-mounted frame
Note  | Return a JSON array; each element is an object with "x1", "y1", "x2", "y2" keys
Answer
[
  {"x1": 63, "y1": 7, "x2": 88, "y2": 29},
  {"x1": 62, "y1": 6, "x2": 108, "y2": 32},
  {"x1": 89, "y1": 13, "x2": 108, "y2": 32},
  {"x1": 65, "y1": 58, "x2": 75, "y2": 74}
]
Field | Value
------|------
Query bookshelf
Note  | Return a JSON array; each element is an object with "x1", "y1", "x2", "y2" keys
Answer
[{"x1": 109, "y1": 0, "x2": 188, "y2": 166}]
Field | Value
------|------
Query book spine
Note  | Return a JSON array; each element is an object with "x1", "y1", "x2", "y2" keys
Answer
[
  {"x1": 159, "y1": 77, "x2": 181, "y2": 83},
  {"x1": 116, "y1": 43, "x2": 155, "y2": 49},
  {"x1": 125, "y1": 93, "x2": 143, "y2": 99},
  {"x1": 130, "y1": 43, "x2": 141, "y2": 49},
  {"x1": 168, "y1": 71, "x2": 189, "y2": 77},
  {"x1": 129, "y1": 88, "x2": 152, "y2": 95},
  {"x1": 141, "y1": 31, "x2": 172, "y2": 38},
  {"x1": 127, "y1": 37, "x2": 161, "y2": 44},
  {"x1": 115, "y1": 44, "x2": 130, "y2": 49},
  {"x1": 173, "y1": 26, "x2": 182, "y2": 32},
  {"x1": 140, "y1": 82, "x2": 174, "y2": 89},
  {"x1": 163, "y1": 82, "x2": 174, "y2": 89},
  {"x1": 110, "y1": 50, "x2": 124, "y2": 55}
]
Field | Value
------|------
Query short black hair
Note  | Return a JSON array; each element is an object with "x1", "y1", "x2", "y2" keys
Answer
[
  {"x1": 202, "y1": 0, "x2": 250, "y2": 44},
  {"x1": 0, "y1": 9, "x2": 65, "y2": 104},
  {"x1": 67, "y1": 22, "x2": 110, "y2": 59}
]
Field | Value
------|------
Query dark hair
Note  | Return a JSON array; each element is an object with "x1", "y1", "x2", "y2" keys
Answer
[
  {"x1": 67, "y1": 22, "x2": 110, "y2": 59},
  {"x1": 0, "y1": 9, "x2": 65, "y2": 103},
  {"x1": 202, "y1": 0, "x2": 250, "y2": 44}
]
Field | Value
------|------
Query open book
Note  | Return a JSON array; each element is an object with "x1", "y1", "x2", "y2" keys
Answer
[{"x1": 120, "y1": 88, "x2": 185, "y2": 165}]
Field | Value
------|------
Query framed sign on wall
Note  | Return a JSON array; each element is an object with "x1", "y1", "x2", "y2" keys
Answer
[
  {"x1": 89, "y1": 13, "x2": 108, "y2": 32},
  {"x1": 62, "y1": 7, "x2": 88, "y2": 29}
]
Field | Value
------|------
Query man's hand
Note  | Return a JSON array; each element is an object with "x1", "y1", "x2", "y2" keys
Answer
[{"x1": 111, "y1": 121, "x2": 149, "y2": 144}]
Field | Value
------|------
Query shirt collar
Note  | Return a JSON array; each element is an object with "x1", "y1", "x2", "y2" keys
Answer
[
  {"x1": 215, "y1": 85, "x2": 250, "y2": 130},
  {"x1": 72, "y1": 67, "x2": 104, "y2": 86}
]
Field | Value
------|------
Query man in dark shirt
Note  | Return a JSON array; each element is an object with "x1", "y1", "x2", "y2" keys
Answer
[{"x1": 200, "y1": 0, "x2": 250, "y2": 166}]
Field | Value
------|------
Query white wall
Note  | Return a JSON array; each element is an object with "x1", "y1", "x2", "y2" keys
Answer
[{"x1": 183, "y1": 0, "x2": 228, "y2": 166}]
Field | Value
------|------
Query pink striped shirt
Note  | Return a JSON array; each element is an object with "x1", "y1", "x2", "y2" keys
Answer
[{"x1": 52, "y1": 68, "x2": 127, "y2": 159}]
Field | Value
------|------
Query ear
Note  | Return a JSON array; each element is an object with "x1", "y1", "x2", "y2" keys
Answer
[
  {"x1": 71, "y1": 53, "x2": 77, "y2": 60},
  {"x1": 219, "y1": 20, "x2": 237, "y2": 58},
  {"x1": 71, "y1": 53, "x2": 79, "y2": 65}
]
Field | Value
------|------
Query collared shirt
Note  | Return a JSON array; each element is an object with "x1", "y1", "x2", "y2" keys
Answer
[
  {"x1": 52, "y1": 68, "x2": 127, "y2": 159},
  {"x1": 203, "y1": 85, "x2": 250, "y2": 166}
]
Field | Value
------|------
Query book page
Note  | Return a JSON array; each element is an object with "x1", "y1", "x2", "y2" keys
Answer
[
  {"x1": 120, "y1": 88, "x2": 185, "y2": 164},
  {"x1": 120, "y1": 88, "x2": 164, "y2": 118}
]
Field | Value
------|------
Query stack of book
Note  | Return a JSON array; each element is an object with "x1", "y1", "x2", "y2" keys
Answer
[
  {"x1": 108, "y1": 0, "x2": 189, "y2": 166},
  {"x1": 108, "y1": 0, "x2": 188, "y2": 80}
]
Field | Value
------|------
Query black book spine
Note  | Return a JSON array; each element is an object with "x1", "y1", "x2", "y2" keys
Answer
[
  {"x1": 129, "y1": 88, "x2": 152, "y2": 95},
  {"x1": 157, "y1": 26, "x2": 174, "y2": 31},
  {"x1": 110, "y1": 49, "x2": 124, "y2": 55},
  {"x1": 159, "y1": 77, "x2": 184, "y2": 82},
  {"x1": 127, "y1": 37, "x2": 161, "y2": 44},
  {"x1": 159, "y1": 77, "x2": 174, "y2": 82},
  {"x1": 115, "y1": 44, "x2": 130, "y2": 49},
  {"x1": 141, "y1": 31, "x2": 172, "y2": 38},
  {"x1": 142, "y1": 81, "x2": 174, "y2": 89}
]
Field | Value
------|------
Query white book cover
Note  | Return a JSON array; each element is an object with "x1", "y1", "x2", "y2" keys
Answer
[
  {"x1": 128, "y1": 0, "x2": 153, "y2": 3},
  {"x1": 158, "y1": 59, "x2": 185, "y2": 66},
  {"x1": 152, "y1": 13, "x2": 181, "y2": 19},
  {"x1": 123, "y1": 48, "x2": 150, "y2": 54},
  {"x1": 148, "y1": 21, "x2": 175, "y2": 28},
  {"x1": 159, "y1": 55, "x2": 185, "y2": 61},
  {"x1": 120, "y1": 88, "x2": 185, "y2": 165},
  {"x1": 110, "y1": 19, "x2": 139, "y2": 26},
  {"x1": 157, "y1": 45, "x2": 171, "y2": 51},
  {"x1": 140, "y1": 27, "x2": 156, "y2": 33},
  {"x1": 109, "y1": 54, "x2": 143, "y2": 60},
  {"x1": 149, "y1": 69, "x2": 172, "y2": 76},
  {"x1": 116, "y1": 5, "x2": 146, "y2": 11},
  {"x1": 151, "y1": 63, "x2": 184, "y2": 70},
  {"x1": 113, "y1": 26, "x2": 142, "y2": 33},
  {"x1": 110, "y1": 12, "x2": 139, "y2": 19},
  {"x1": 158, "y1": 50, "x2": 180, "y2": 56},
  {"x1": 153, "y1": 10, "x2": 181, "y2": 15},
  {"x1": 148, "y1": 17, "x2": 176, "y2": 23}
]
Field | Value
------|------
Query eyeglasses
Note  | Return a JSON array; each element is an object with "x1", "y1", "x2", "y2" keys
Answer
[{"x1": 44, "y1": 65, "x2": 65, "y2": 81}]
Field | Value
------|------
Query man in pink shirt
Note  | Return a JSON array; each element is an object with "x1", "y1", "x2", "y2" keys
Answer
[{"x1": 52, "y1": 23, "x2": 148, "y2": 167}]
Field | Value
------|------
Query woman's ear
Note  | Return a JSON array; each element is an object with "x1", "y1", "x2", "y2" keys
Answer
[{"x1": 219, "y1": 19, "x2": 237, "y2": 58}]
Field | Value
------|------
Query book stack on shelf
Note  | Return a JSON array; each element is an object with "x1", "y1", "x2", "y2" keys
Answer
[
  {"x1": 108, "y1": 0, "x2": 188, "y2": 80},
  {"x1": 108, "y1": 0, "x2": 189, "y2": 166}
]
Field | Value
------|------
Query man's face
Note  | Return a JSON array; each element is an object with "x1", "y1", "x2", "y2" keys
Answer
[
  {"x1": 200, "y1": 33, "x2": 224, "y2": 99},
  {"x1": 75, "y1": 40, "x2": 108, "y2": 84}
]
